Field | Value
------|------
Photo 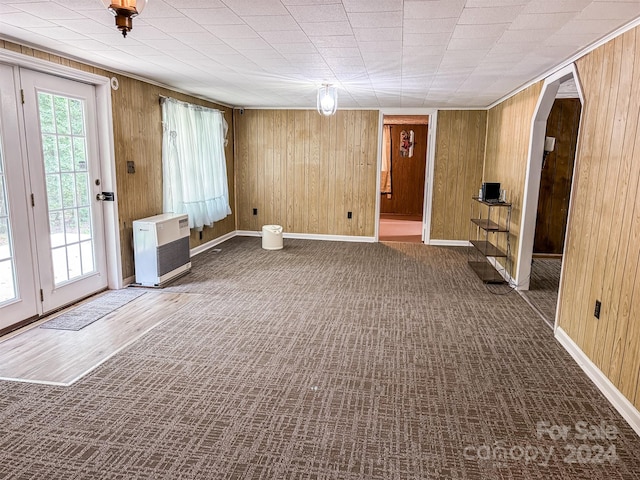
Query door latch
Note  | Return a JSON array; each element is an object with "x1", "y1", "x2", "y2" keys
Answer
[{"x1": 96, "y1": 192, "x2": 115, "y2": 201}]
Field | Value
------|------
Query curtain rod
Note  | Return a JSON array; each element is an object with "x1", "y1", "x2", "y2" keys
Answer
[{"x1": 159, "y1": 95, "x2": 224, "y2": 113}]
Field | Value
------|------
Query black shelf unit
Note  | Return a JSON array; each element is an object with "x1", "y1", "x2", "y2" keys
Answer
[{"x1": 468, "y1": 197, "x2": 511, "y2": 284}]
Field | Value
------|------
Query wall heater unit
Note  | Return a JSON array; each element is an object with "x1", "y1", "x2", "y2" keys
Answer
[{"x1": 133, "y1": 213, "x2": 191, "y2": 287}]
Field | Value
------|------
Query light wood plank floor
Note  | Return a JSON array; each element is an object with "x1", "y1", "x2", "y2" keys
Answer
[{"x1": 0, "y1": 290, "x2": 197, "y2": 386}]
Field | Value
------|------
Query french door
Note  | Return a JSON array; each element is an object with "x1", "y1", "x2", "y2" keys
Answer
[
  {"x1": 0, "y1": 66, "x2": 108, "y2": 329},
  {"x1": 0, "y1": 65, "x2": 38, "y2": 329}
]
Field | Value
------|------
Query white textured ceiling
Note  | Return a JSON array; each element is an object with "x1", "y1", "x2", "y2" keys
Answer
[{"x1": 1, "y1": 0, "x2": 639, "y2": 109}]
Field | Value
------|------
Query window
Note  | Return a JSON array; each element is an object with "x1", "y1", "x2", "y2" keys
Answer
[{"x1": 161, "y1": 97, "x2": 231, "y2": 230}]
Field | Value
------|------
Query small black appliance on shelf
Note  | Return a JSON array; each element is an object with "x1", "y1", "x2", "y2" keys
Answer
[{"x1": 481, "y1": 182, "x2": 501, "y2": 203}]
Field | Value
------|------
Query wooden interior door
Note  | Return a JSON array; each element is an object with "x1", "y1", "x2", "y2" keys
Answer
[{"x1": 380, "y1": 124, "x2": 428, "y2": 216}]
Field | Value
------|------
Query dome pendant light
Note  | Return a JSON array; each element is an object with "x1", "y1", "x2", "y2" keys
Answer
[{"x1": 317, "y1": 84, "x2": 338, "y2": 116}]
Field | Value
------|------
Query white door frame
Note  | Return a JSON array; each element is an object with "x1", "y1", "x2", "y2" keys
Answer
[
  {"x1": 516, "y1": 64, "x2": 583, "y2": 293},
  {"x1": 375, "y1": 108, "x2": 437, "y2": 243},
  {"x1": 0, "y1": 49, "x2": 123, "y2": 291}
]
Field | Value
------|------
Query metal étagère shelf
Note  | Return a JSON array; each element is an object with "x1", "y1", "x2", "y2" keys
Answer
[{"x1": 468, "y1": 197, "x2": 512, "y2": 284}]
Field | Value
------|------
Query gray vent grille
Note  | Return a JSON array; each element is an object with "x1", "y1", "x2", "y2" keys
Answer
[{"x1": 157, "y1": 237, "x2": 190, "y2": 276}]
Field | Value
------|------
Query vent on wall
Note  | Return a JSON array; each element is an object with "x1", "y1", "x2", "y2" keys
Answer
[{"x1": 133, "y1": 213, "x2": 191, "y2": 287}]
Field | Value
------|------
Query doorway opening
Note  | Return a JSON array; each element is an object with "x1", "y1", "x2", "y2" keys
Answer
[
  {"x1": 378, "y1": 115, "x2": 429, "y2": 243},
  {"x1": 517, "y1": 65, "x2": 583, "y2": 328}
]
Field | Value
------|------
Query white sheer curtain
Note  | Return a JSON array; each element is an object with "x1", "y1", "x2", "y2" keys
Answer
[{"x1": 161, "y1": 97, "x2": 231, "y2": 230}]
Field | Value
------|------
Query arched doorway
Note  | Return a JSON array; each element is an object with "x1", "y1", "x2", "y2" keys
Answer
[{"x1": 517, "y1": 64, "x2": 584, "y2": 328}]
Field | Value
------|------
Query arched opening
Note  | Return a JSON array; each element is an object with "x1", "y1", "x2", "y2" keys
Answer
[{"x1": 516, "y1": 64, "x2": 584, "y2": 328}]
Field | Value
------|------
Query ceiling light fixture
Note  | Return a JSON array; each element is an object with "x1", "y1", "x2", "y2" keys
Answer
[
  {"x1": 317, "y1": 84, "x2": 338, "y2": 116},
  {"x1": 101, "y1": 0, "x2": 148, "y2": 38}
]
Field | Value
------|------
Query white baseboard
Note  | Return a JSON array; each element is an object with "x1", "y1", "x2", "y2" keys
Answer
[
  {"x1": 555, "y1": 326, "x2": 640, "y2": 438},
  {"x1": 284, "y1": 232, "x2": 375, "y2": 243},
  {"x1": 190, "y1": 230, "x2": 236, "y2": 257},
  {"x1": 428, "y1": 240, "x2": 471, "y2": 247},
  {"x1": 235, "y1": 230, "x2": 261, "y2": 237},
  {"x1": 236, "y1": 230, "x2": 376, "y2": 243}
]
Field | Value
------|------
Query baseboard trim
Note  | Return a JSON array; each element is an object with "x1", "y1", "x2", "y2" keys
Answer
[
  {"x1": 555, "y1": 326, "x2": 640, "y2": 438},
  {"x1": 190, "y1": 231, "x2": 236, "y2": 257},
  {"x1": 285, "y1": 232, "x2": 376, "y2": 243},
  {"x1": 235, "y1": 230, "x2": 260, "y2": 237},
  {"x1": 236, "y1": 230, "x2": 376, "y2": 243},
  {"x1": 428, "y1": 240, "x2": 471, "y2": 247},
  {"x1": 123, "y1": 275, "x2": 135, "y2": 287}
]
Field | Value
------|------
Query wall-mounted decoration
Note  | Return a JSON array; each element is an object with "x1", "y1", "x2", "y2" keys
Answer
[{"x1": 400, "y1": 129, "x2": 414, "y2": 157}]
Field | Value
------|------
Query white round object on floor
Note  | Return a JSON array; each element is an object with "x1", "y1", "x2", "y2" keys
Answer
[{"x1": 262, "y1": 225, "x2": 283, "y2": 250}]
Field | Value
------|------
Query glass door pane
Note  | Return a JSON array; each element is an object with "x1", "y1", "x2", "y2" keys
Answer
[{"x1": 38, "y1": 92, "x2": 96, "y2": 286}]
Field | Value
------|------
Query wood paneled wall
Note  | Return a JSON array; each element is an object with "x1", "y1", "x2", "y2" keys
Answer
[
  {"x1": 110, "y1": 76, "x2": 234, "y2": 279},
  {"x1": 0, "y1": 40, "x2": 235, "y2": 281},
  {"x1": 235, "y1": 110, "x2": 378, "y2": 237},
  {"x1": 483, "y1": 83, "x2": 543, "y2": 274},
  {"x1": 558, "y1": 28, "x2": 640, "y2": 410},
  {"x1": 430, "y1": 110, "x2": 487, "y2": 241},
  {"x1": 380, "y1": 124, "x2": 427, "y2": 216},
  {"x1": 534, "y1": 98, "x2": 581, "y2": 255}
]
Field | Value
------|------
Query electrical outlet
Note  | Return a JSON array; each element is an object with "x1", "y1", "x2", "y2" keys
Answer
[
  {"x1": 253, "y1": 208, "x2": 258, "y2": 215},
  {"x1": 594, "y1": 300, "x2": 601, "y2": 319},
  {"x1": 347, "y1": 211, "x2": 352, "y2": 219}
]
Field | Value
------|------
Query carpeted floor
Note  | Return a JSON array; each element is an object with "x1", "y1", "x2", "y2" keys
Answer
[
  {"x1": 0, "y1": 237, "x2": 638, "y2": 479},
  {"x1": 521, "y1": 258, "x2": 562, "y2": 324}
]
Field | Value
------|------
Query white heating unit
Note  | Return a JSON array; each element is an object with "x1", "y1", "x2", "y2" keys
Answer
[{"x1": 133, "y1": 213, "x2": 191, "y2": 287}]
